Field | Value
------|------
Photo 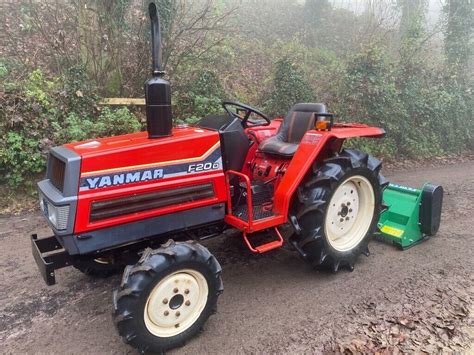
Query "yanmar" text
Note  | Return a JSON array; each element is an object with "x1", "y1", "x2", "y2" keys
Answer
[{"x1": 84, "y1": 169, "x2": 164, "y2": 189}]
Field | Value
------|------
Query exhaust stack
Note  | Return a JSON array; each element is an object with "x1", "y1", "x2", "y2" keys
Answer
[{"x1": 145, "y1": 2, "x2": 172, "y2": 138}]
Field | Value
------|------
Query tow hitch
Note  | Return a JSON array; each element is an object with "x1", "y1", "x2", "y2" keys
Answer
[{"x1": 31, "y1": 234, "x2": 72, "y2": 285}]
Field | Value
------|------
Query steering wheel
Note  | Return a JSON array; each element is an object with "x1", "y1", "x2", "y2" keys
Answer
[{"x1": 222, "y1": 101, "x2": 271, "y2": 128}]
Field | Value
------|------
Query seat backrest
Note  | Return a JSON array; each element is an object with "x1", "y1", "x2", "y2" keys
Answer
[{"x1": 278, "y1": 103, "x2": 327, "y2": 143}]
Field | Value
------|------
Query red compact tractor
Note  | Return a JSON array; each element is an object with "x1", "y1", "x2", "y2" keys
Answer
[{"x1": 31, "y1": 3, "x2": 442, "y2": 353}]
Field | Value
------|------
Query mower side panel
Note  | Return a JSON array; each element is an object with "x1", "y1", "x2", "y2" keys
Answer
[{"x1": 273, "y1": 125, "x2": 385, "y2": 217}]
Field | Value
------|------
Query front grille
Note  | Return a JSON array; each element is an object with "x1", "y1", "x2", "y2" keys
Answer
[
  {"x1": 49, "y1": 155, "x2": 66, "y2": 193},
  {"x1": 90, "y1": 183, "x2": 215, "y2": 222}
]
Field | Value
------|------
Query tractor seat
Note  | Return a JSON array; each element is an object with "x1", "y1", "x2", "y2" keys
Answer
[{"x1": 258, "y1": 103, "x2": 328, "y2": 157}]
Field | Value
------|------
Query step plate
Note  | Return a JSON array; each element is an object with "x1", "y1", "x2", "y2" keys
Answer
[{"x1": 232, "y1": 204, "x2": 274, "y2": 221}]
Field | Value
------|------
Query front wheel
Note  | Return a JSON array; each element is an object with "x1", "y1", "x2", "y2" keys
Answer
[
  {"x1": 293, "y1": 149, "x2": 388, "y2": 272},
  {"x1": 113, "y1": 240, "x2": 223, "y2": 353}
]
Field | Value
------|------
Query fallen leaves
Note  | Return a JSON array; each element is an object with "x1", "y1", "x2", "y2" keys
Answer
[{"x1": 330, "y1": 272, "x2": 473, "y2": 354}]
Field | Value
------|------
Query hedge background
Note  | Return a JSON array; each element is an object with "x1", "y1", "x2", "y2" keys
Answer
[{"x1": 1, "y1": 0, "x2": 472, "y2": 188}]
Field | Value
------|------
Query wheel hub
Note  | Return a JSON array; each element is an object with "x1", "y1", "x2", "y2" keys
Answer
[
  {"x1": 339, "y1": 204, "x2": 349, "y2": 217},
  {"x1": 144, "y1": 269, "x2": 208, "y2": 337},
  {"x1": 325, "y1": 175, "x2": 375, "y2": 252},
  {"x1": 169, "y1": 294, "x2": 184, "y2": 310}
]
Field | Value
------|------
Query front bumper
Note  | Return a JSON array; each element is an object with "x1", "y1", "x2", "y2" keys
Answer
[{"x1": 31, "y1": 234, "x2": 72, "y2": 285}]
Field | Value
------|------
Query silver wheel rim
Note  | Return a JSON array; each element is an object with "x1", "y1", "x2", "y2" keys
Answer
[
  {"x1": 324, "y1": 175, "x2": 375, "y2": 252},
  {"x1": 144, "y1": 269, "x2": 209, "y2": 338}
]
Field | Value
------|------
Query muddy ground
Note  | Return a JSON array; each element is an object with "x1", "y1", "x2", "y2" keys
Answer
[{"x1": 1, "y1": 159, "x2": 473, "y2": 354}]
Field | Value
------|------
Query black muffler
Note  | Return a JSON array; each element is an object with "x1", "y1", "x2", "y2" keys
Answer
[{"x1": 145, "y1": 2, "x2": 172, "y2": 138}]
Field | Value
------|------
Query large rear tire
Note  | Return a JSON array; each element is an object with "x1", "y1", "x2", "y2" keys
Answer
[
  {"x1": 113, "y1": 240, "x2": 223, "y2": 353},
  {"x1": 293, "y1": 149, "x2": 388, "y2": 272}
]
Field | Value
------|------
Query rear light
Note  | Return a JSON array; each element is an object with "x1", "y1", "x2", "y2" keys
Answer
[
  {"x1": 316, "y1": 120, "x2": 331, "y2": 130},
  {"x1": 50, "y1": 155, "x2": 66, "y2": 192}
]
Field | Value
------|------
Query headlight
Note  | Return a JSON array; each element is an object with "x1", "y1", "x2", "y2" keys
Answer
[
  {"x1": 39, "y1": 195, "x2": 45, "y2": 212},
  {"x1": 46, "y1": 203, "x2": 70, "y2": 230}
]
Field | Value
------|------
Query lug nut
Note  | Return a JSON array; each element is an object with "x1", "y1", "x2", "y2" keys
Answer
[
  {"x1": 162, "y1": 298, "x2": 168, "y2": 304},
  {"x1": 173, "y1": 288, "x2": 179, "y2": 293},
  {"x1": 184, "y1": 289, "x2": 190, "y2": 294},
  {"x1": 340, "y1": 218, "x2": 344, "y2": 222},
  {"x1": 349, "y1": 208, "x2": 352, "y2": 212},
  {"x1": 176, "y1": 311, "x2": 181, "y2": 317},
  {"x1": 347, "y1": 202, "x2": 351, "y2": 206},
  {"x1": 185, "y1": 300, "x2": 191, "y2": 306},
  {"x1": 345, "y1": 217, "x2": 350, "y2": 221},
  {"x1": 164, "y1": 311, "x2": 169, "y2": 316}
]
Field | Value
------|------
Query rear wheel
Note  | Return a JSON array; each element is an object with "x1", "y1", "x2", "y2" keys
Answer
[
  {"x1": 73, "y1": 256, "x2": 123, "y2": 278},
  {"x1": 113, "y1": 240, "x2": 223, "y2": 353},
  {"x1": 293, "y1": 149, "x2": 388, "y2": 272}
]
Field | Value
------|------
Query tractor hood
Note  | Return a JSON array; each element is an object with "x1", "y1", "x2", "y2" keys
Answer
[{"x1": 63, "y1": 126, "x2": 221, "y2": 182}]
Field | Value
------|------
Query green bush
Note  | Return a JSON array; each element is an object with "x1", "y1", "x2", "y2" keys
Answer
[
  {"x1": 264, "y1": 58, "x2": 314, "y2": 116},
  {"x1": 173, "y1": 70, "x2": 226, "y2": 123},
  {"x1": 0, "y1": 68, "x2": 141, "y2": 188},
  {"x1": 335, "y1": 45, "x2": 473, "y2": 158}
]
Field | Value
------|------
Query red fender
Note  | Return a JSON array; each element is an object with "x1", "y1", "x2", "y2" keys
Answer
[{"x1": 273, "y1": 124, "x2": 385, "y2": 217}]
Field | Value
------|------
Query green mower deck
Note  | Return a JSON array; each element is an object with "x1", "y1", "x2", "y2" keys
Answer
[{"x1": 378, "y1": 183, "x2": 443, "y2": 249}]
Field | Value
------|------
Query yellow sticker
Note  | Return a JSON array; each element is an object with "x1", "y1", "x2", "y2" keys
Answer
[{"x1": 381, "y1": 225, "x2": 404, "y2": 238}]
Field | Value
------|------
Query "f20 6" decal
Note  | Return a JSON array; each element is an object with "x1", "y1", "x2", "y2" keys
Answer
[{"x1": 187, "y1": 162, "x2": 221, "y2": 173}]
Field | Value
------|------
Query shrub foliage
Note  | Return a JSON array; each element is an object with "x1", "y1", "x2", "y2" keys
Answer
[
  {"x1": 0, "y1": 67, "x2": 141, "y2": 187},
  {"x1": 0, "y1": 0, "x2": 472, "y2": 189}
]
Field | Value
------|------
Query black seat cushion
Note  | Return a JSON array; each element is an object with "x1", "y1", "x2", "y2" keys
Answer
[
  {"x1": 258, "y1": 136, "x2": 299, "y2": 156},
  {"x1": 259, "y1": 103, "x2": 327, "y2": 157}
]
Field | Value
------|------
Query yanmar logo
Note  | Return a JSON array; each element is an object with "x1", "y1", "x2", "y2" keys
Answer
[
  {"x1": 79, "y1": 144, "x2": 223, "y2": 191},
  {"x1": 82, "y1": 168, "x2": 164, "y2": 190}
]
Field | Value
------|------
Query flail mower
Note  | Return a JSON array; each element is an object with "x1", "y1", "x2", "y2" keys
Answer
[{"x1": 31, "y1": 3, "x2": 443, "y2": 353}]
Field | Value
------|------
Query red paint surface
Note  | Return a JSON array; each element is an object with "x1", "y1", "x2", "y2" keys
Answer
[{"x1": 69, "y1": 127, "x2": 226, "y2": 233}]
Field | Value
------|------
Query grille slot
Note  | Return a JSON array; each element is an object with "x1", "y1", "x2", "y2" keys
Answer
[
  {"x1": 90, "y1": 183, "x2": 215, "y2": 222},
  {"x1": 50, "y1": 155, "x2": 66, "y2": 193}
]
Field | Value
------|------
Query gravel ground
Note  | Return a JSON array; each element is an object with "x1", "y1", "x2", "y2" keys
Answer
[{"x1": 1, "y1": 159, "x2": 473, "y2": 354}]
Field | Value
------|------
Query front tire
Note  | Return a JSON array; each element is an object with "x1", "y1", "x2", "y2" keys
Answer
[
  {"x1": 113, "y1": 240, "x2": 223, "y2": 353},
  {"x1": 293, "y1": 149, "x2": 388, "y2": 272}
]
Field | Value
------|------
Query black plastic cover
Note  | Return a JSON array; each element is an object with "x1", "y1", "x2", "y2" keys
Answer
[
  {"x1": 420, "y1": 184, "x2": 444, "y2": 236},
  {"x1": 145, "y1": 77, "x2": 172, "y2": 138},
  {"x1": 219, "y1": 117, "x2": 250, "y2": 171}
]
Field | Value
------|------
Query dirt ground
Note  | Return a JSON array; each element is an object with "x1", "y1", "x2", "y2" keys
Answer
[{"x1": 1, "y1": 159, "x2": 473, "y2": 354}]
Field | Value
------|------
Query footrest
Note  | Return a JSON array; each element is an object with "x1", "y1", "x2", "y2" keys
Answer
[{"x1": 243, "y1": 227, "x2": 284, "y2": 254}]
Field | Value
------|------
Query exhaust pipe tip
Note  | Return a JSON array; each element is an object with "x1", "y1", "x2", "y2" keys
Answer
[{"x1": 145, "y1": 2, "x2": 173, "y2": 139}]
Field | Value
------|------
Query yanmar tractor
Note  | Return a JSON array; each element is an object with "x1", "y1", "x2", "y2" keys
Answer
[{"x1": 31, "y1": 3, "x2": 443, "y2": 353}]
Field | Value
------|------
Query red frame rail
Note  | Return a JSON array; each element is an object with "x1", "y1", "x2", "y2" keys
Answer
[
  {"x1": 224, "y1": 170, "x2": 285, "y2": 233},
  {"x1": 225, "y1": 170, "x2": 254, "y2": 230}
]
